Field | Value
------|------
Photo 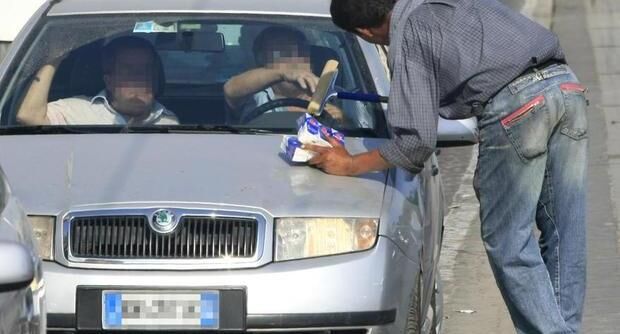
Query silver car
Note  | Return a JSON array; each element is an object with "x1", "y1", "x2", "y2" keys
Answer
[
  {"x1": 0, "y1": 166, "x2": 46, "y2": 334},
  {"x1": 0, "y1": 0, "x2": 476, "y2": 333}
]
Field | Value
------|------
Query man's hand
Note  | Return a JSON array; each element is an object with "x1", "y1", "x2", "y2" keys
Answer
[
  {"x1": 280, "y1": 69, "x2": 319, "y2": 94},
  {"x1": 306, "y1": 128, "x2": 394, "y2": 176},
  {"x1": 305, "y1": 129, "x2": 355, "y2": 176}
]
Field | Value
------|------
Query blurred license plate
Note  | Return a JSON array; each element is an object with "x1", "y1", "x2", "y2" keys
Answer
[{"x1": 102, "y1": 290, "x2": 219, "y2": 330}]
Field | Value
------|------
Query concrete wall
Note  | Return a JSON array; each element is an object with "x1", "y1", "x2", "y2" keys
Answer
[
  {"x1": 0, "y1": 0, "x2": 45, "y2": 42},
  {"x1": 0, "y1": 42, "x2": 10, "y2": 64},
  {"x1": 0, "y1": 0, "x2": 46, "y2": 63}
]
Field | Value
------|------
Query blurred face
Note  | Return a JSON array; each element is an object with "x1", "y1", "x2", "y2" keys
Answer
[
  {"x1": 261, "y1": 38, "x2": 312, "y2": 93},
  {"x1": 104, "y1": 47, "x2": 156, "y2": 117},
  {"x1": 263, "y1": 38, "x2": 311, "y2": 72}
]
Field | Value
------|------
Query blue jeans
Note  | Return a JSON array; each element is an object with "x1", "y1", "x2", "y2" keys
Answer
[{"x1": 474, "y1": 64, "x2": 588, "y2": 334}]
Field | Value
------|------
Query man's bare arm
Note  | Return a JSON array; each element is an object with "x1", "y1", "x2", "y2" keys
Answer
[
  {"x1": 306, "y1": 135, "x2": 393, "y2": 176},
  {"x1": 223, "y1": 68, "x2": 318, "y2": 110},
  {"x1": 16, "y1": 61, "x2": 60, "y2": 125}
]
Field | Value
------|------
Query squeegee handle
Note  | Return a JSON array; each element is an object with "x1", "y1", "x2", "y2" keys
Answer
[{"x1": 336, "y1": 92, "x2": 389, "y2": 104}]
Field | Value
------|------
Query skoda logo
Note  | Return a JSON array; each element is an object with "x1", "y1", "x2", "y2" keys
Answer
[{"x1": 150, "y1": 209, "x2": 178, "y2": 234}]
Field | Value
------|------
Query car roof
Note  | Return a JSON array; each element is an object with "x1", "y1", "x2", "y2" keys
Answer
[{"x1": 48, "y1": 0, "x2": 332, "y2": 17}]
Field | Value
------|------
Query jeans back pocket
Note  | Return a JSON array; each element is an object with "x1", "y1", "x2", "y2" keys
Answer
[
  {"x1": 501, "y1": 95, "x2": 551, "y2": 162},
  {"x1": 559, "y1": 83, "x2": 588, "y2": 141}
]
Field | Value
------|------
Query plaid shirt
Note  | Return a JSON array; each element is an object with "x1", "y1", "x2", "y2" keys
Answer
[{"x1": 379, "y1": 0, "x2": 565, "y2": 173}]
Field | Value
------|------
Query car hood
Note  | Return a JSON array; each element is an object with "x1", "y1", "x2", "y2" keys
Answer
[{"x1": 0, "y1": 133, "x2": 388, "y2": 218}]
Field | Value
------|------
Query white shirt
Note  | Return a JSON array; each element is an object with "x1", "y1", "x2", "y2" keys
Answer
[
  {"x1": 46, "y1": 90, "x2": 178, "y2": 126},
  {"x1": 240, "y1": 87, "x2": 286, "y2": 121}
]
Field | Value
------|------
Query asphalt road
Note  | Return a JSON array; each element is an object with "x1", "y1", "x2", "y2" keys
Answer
[{"x1": 437, "y1": 0, "x2": 525, "y2": 206}]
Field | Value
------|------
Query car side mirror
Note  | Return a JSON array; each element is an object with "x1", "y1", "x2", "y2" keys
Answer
[
  {"x1": 0, "y1": 241, "x2": 34, "y2": 292},
  {"x1": 437, "y1": 117, "x2": 479, "y2": 147}
]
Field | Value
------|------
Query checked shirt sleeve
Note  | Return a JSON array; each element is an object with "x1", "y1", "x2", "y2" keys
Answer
[{"x1": 379, "y1": 19, "x2": 442, "y2": 174}]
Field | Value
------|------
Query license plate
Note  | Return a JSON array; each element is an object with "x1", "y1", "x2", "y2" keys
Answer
[{"x1": 102, "y1": 290, "x2": 220, "y2": 330}]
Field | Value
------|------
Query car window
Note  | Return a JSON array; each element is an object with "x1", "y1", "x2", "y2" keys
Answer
[{"x1": 0, "y1": 15, "x2": 387, "y2": 138}]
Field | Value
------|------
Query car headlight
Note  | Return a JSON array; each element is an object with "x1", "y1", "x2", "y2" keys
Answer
[
  {"x1": 275, "y1": 218, "x2": 379, "y2": 261},
  {"x1": 28, "y1": 216, "x2": 55, "y2": 261}
]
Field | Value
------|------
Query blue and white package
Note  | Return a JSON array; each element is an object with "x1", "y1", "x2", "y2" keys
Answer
[
  {"x1": 296, "y1": 114, "x2": 345, "y2": 148},
  {"x1": 281, "y1": 135, "x2": 316, "y2": 163},
  {"x1": 281, "y1": 114, "x2": 346, "y2": 163}
]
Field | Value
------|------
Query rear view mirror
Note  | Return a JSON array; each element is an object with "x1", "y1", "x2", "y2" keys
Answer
[
  {"x1": 0, "y1": 241, "x2": 34, "y2": 292},
  {"x1": 156, "y1": 31, "x2": 225, "y2": 53}
]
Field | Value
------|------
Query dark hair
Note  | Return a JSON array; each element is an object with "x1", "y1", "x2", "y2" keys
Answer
[
  {"x1": 330, "y1": 0, "x2": 397, "y2": 33},
  {"x1": 101, "y1": 36, "x2": 165, "y2": 96},
  {"x1": 252, "y1": 26, "x2": 308, "y2": 66},
  {"x1": 101, "y1": 36, "x2": 158, "y2": 75}
]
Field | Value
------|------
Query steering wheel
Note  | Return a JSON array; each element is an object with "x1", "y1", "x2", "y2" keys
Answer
[
  {"x1": 241, "y1": 98, "x2": 310, "y2": 123},
  {"x1": 241, "y1": 97, "x2": 341, "y2": 129}
]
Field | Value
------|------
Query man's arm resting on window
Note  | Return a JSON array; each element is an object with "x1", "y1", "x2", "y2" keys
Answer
[{"x1": 16, "y1": 62, "x2": 60, "y2": 125}]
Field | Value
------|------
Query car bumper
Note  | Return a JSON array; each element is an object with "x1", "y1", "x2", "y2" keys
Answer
[{"x1": 45, "y1": 237, "x2": 419, "y2": 332}]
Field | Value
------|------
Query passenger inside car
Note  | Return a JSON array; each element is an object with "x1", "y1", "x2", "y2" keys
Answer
[
  {"x1": 16, "y1": 36, "x2": 178, "y2": 126},
  {"x1": 223, "y1": 26, "x2": 344, "y2": 123}
]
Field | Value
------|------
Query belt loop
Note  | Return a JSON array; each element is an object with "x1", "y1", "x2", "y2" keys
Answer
[
  {"x1": 472, "y1": 101, "x2": 484, "y2": 117},
  {"x1": 535, "y1": 70, "x2": 544, "y2": 82}
]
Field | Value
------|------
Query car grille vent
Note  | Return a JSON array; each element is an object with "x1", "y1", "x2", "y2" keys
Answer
[{"x1": 69, "y1": 215, "x2": 258, "y2": 259}]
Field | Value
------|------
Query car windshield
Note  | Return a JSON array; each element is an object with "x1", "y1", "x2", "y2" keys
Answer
[{"x1": 0, "y1": 14, "x2": 387, "y2": 137}]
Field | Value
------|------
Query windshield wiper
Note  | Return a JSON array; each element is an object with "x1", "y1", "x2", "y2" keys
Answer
[
  {"x1": 0, "y1": 125, "x2": 282, "y2": 136},
  {"x1": 0, "y1": 125, "x2": 378, "y2": 137},
  {"x1": 0, "y1": 125, "x2": 124, "y2": 135},
  {"x1": 342, "y1": 128, "x2": 381, "y2": 138},
  {"x1": 121, "y1": 125, "x2": 280, "y2": 134}
]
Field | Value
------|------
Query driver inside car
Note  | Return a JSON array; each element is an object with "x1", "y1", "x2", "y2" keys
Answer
[
  {"x1": 224, "y1": 26, "x2": 344, "y2": 123},
  {"x1": 17, "y1": 36, "x2": 178, "y2": 126}
]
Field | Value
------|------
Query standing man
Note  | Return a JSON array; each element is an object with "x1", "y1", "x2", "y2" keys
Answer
[{"x1": 309, "y1": 0, "x2": 588, "y2": 333}]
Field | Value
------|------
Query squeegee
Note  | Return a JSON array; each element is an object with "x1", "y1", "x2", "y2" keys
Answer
[{"x1": 307, "y1": 60, "x2": 389, "y2": 116}]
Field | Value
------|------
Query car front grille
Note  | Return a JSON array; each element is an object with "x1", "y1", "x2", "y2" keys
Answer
[{"x1": 69, "y1": 215, "x2": 258, "y2": 259}]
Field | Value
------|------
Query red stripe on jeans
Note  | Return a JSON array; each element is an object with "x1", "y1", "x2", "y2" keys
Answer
[
  {"x1": 501, "y1": 95, "x2": 545, "y2": 127},
  {"x1": 560, "y1": 83, "x2": 586, "y2": 93}
]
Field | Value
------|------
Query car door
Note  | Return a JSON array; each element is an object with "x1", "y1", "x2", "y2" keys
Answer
[
  {"x1": 419, "y1": 152, "x2": 443, "y2": 317},
  {"x1": 0, "y1": 167, "x2": 45, "y2": 334},
  {"x1": 374, "y1": 44, "x2": 444, "y2": 329}
]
